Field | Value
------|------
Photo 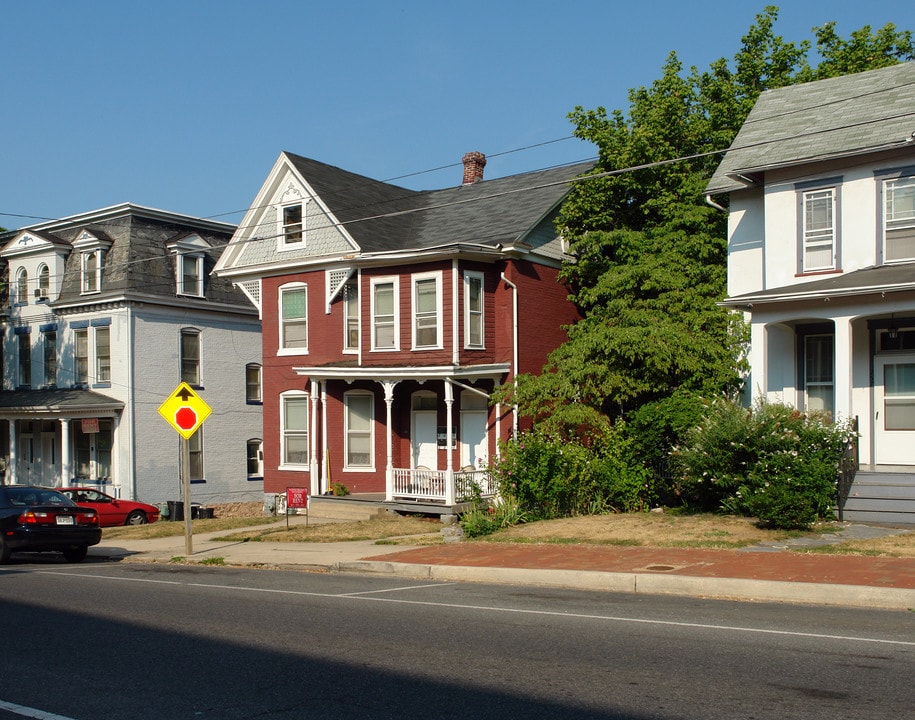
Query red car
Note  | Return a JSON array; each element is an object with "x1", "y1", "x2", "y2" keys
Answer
[{"x1": 59, "y1": 488, "x2": 160, "y2": 527}]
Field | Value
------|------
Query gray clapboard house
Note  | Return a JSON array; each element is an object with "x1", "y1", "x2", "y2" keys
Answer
[{"x1": 0, "y1": 203, "x2": 263, "y2": 506}]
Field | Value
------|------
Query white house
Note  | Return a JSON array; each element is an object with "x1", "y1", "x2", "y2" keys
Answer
[
  {"x1": 707, "y1": 61, "x2": 915, "y2": 523},
  {"x1": 0, "y1": 204, "x2": 263, "y2": 507}
]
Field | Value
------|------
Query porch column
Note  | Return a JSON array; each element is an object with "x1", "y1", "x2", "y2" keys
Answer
[
  {"x1": 444, "y1": 381, "x2": 455, "y2": 505},
  {"x1": 833, "y1": 315, "x2": 853, "y2": 421},
  {"x1": 382, "y1": 380, "x2": 397, "y2": 501},
  {"x1": 310, "y1": 379, "x2": 319, "y2": 496},
  {"x1": 7, "y1": 420, "x2": 16, "y2": 484},
  {"x1": 60, "y1": 418, "x2": 71, "y2": 484},
  {"x1": 750, "y1": 321, "x2": 767, "y2": 404},
  {"x1": 320, "y1": 381, "x2": 327, "y2": 495}
]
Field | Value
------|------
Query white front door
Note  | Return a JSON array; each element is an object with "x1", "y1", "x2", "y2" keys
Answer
[
  {"x1": 460, "y1": 411, "x2": 487, "y2": 468},
  {"x1": 412, "y1": 410, "x2": 438, "y2": 469},
  {"x1": 40, "y1": 433, "x2": 58, "y2": 486},
  {"x1": 874, "y1": 354, "x2": 915, "y2": 464}
]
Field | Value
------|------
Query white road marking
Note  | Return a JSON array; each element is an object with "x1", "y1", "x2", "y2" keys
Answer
[
  {"x1": 40, "y1": 570, "x2": 915, "y2": 648},
  {"x1": 0, "y1": 699, "x2": 78, "y2": 720}
]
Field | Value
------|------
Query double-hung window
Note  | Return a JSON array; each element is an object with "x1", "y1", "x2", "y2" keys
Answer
[
  {"x1": 188, "y1": 428, "x2": 204, "y2": 481},
  {"x1": 16, "y1": 268, "x2": 28, "y2": 304},
  {"x1": 800, "y1": 185, "x2": 838, "y2": 273},
  {"x1": 82, "y1": 251, "x2": 101, "y2": 293},
  {"x1": 180, "y1": 329, "x2": 201, "y2": 386},
  {"x1": 247, "y1": 439, "x2": 264, "y2": 478},
  {"x1": 281, "y1": 393, "x2": 309, "y2": 467},
  {"x1": 882, "y1": 173, "x2": 915, "y2": 263},
  {"x1": 412, "y1": 272, "x2": 442, "y2": 349},
  {"x1": 282, "y1": 203, "x2": 304, "y2": 245},
  {"x1": 37, "y1": 265, "x2": 50, "y2": 300},
  {"x1": 464, "y1": 271, "x2": 484, "y2": 348},
  {"x1": 344, "y1": 393, "x2": 373, "y2": 468},
  {"x1": 18, "y1": 333, "x2": 31, "y2": 387},
  {"x1": 43, "y1": 330, "x2": 56, "y2": 386},
  {"x1": 371, "y1": 277, "x2": 398, "y2": 351},
  {"x1": 343, "y1": 281, "x2": 359, "y2": 352},
  {"x1": 179, "y1": 254, "x2": 204, "y2": 296},
  {"x1": 95, "y1": 327, "x2": 110, "y2": 383},
  {"x1": 74, "y1": 328, "x2": 89, "y2": 386},
  {"x1": 246, "y1": 363, "x2": 262, "y2": 403},
  {"x1": 280, "y1": 284, "x2": 308, "y2": 352}
]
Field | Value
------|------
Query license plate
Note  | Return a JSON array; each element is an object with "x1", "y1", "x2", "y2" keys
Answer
[{"x1": 55, "y1": 515, "x2": 75, "y2": 526}]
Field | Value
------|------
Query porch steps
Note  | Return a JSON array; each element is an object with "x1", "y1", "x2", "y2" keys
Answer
[
  {"x1": 841, "y1": 472, "x2": 915, "y2": 525},
  {"x1": 306, "y1": 495, "x2": 389, "y2": 521}
]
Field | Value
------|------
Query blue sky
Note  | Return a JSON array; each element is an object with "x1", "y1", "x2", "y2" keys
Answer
[{"x1": 2, "y1": 1, "x2": 913, "y2": 229}]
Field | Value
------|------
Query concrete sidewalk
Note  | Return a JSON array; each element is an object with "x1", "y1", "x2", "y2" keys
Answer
[{"x1": 88, "y1": 518, "x2": 915, "y2": 610}]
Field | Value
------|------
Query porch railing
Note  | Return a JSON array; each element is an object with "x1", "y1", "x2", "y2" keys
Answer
[
  {"x1": 836, "y1": 416, "x2": 859, "y2": 521},
  {"x1": 391, "y1": 467, "x2": 495, "y2": 503}
]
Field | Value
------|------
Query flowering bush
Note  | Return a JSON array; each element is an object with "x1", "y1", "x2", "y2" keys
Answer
[{"x1": 672, "y1": 398, "x2": 855, "y2": 529}]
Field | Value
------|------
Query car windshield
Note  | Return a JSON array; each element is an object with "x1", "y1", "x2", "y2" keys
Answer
[{"x1": 6, "y1": 487, "x2": 75, "y2": 507}]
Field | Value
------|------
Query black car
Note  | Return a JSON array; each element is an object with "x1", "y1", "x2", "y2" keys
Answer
[{"x1": 0, "y1": 486, "x2": 102, "y2": 563}]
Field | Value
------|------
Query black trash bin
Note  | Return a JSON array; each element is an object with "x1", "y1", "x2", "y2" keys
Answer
[
  {"x1": 197, "y1": 507, "x2": 214, "y2": 519},
  {"x1": 167, "y1": 501, "x2": 183, "y2": 521}
]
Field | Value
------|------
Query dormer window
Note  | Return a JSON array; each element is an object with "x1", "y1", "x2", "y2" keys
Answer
[
  {"x1": 167, "y1": 234, "x2": 210, "y2": 298},
  {"x1": 81, "y1": 250, "x2": 102, "y2": 294},
  {"x1": 73, "y1": 229, "x2": 112, "y2": 296},
  {"x1": 179, "y1": 254, "x2": 204, "y2": 297},
  {"x1": 16, "y1": 268, "x2": 28, "y2": 304}
]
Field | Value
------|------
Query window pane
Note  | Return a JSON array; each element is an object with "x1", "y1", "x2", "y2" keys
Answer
[
  {"x1": 18, "y1": 335, "x2": 31, "y2": 386},
  {"x1": 885, "y1": 225, "x2": 915, "y2": 262},
  {"x1": 96, "y1": 327, "x2": 111, "y2": 382},
  {"x1": 181, "y1": 332, "x2": 200, "y2": 385},
  {"x1": 246, "y1": 364, "x2": 261, "y2": 402},
  {"x1": 885, "y1": 363, "x2": 915, "y2": 395},
  {"x1": 44, "y1": 332, "x2": 56, "y2": 385},
  {"x1": 416, "y1": 279, "x2": 436, "y2": 312},
  {"x1": 285, "y1": 397, "x2": 309, "y2": 430},
  {"x1": 283, "y1": 204, "x2": 303, "y2": 243},
  {"x1": 886, "y1": 177, "x2": 915, "y2": 222},
  {"x1": 374, "y1": 284, "x2": 393, "y2": 315},
  {"x1": 347, "y1": 396, "x2": 372, "y2": 431},
  {"x1": 283, "y1": 289, "x2": 306, "y2": 319},
  {"x1": 284, "y1": 436, "x2": 309, "y2": 464},
  {"x1": 75, "y1": 330, "x2": 88, "y2": 384},
  {"x1": 282, "y1": 288, "x2": 307, "y2": 349}
]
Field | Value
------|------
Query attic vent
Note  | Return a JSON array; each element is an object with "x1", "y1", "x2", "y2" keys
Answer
[
  {"x1": 326, "y1": 268, "x2": 354, "y2": 313},
  {"x1": 238, "y1": 280, "x2": 261, "y2": 313}
]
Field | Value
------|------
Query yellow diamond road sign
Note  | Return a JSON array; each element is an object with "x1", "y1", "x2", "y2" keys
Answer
[{"x1": 158, "y1": 382, "x2": 212, "y2": 439}]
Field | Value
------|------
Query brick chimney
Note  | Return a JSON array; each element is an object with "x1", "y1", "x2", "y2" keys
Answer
[{"x1": 462, "y1": 151, "x2": 486, "y2": 185}]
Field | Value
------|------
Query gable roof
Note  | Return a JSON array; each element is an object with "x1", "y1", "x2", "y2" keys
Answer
[
  {"x1": 707, "y1": 62, "x2": 915, "y2": 194},
  {"x1": 282, "y1": 152, "x2": 595, "y2": 254}
]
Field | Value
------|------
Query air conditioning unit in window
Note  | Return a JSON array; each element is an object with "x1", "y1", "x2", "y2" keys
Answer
[{"x1": 34, "y1": 288, "x2": 48, "y2": 300}]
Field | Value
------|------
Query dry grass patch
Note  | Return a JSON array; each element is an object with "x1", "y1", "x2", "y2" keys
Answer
[
  {"x1": 103, "y1": 515, "x2": 279, "y2": 540},
  {"x1": 217, "y1": 514, "x2": 442, "y2": 543},
  {"x1": 481, "y1": 513, "x2": 815, "y2": 549},
  {"x1": 801, "y1": 532, "x2": 915, "y2": 558}
]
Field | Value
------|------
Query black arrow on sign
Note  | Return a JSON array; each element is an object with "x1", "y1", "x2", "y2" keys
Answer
[{"x1": 176, "y1": 387, "x2": 195, "y2": 401}]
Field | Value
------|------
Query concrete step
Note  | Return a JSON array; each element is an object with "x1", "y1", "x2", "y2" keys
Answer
[
  {"x1": 304, "y1": 496, "x2": 388, "y2": 521},
  {"x1": 841, "y1": 472, "x2": 915, "y2": 525}
]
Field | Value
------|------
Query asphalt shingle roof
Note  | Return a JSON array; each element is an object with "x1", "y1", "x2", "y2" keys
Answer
[
  {"x1": 707, "y1": 62, "x2": 915, "y2": 194},
  {"x1": 285, "y1": 152, "x2": 596, "y2": 254}
]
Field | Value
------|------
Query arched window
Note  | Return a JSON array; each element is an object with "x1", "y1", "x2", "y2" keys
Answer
[
  {"x1": 16, "y1": 268, "x2": 28, "y2": 303},
  {"x1": 37, "y1": 264, "x2": 50, "y2": 299}
]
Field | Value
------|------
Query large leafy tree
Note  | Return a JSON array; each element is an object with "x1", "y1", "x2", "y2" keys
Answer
[{"x1": 510, "y1": 6, "x2": 913, "y2": 451}]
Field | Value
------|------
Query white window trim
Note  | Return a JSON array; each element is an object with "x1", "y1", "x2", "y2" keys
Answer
[
  {"x1": 246, "y1": 363, "x2": 263, "y2": 403},
  {"x1": 278, "y1": 282, "x2": 309, "y2": 356},
  {"x1": 796, "y1": 180, "x2": 840, "y2": 274},
  {"x1": 343, "y1": 391, "x2": 375, "y2": 471},
  {"x1": 411, "y1": 270, "x2": 443, "y2": 350},
  {"x1": 463, "y1": 270, "x2": 485, "y2": 349},
  {"x1": 279, "y1": 390, "x2": 310, "y2": 470},
  {"x1": 342, "y1": 280, "x2": 360, "y2": 355},
  {"x1": 881, "y1": 172, "x2": 915, "y2": 264},
  {"x1": 180, "y1": 328, "x2": 202, "y2": 386},
  {"x1": 277, "y1": 200, "x2": 306, "y2": 251},
  {"x1": 370, "y1": 276, "x2": 400, "y2": 352},
  {"x1": 177, "y1": 254, "x2": 204, "y2": 297},
  {"x1": 81, "y1": 251, "x2": 102, "y2": 295},
  {"x1": 247, "y1": 438, "x2": 264, "y2": 479}
]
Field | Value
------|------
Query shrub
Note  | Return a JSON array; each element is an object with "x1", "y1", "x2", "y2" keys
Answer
[
  {"x1": 491, "y1": 424, "x2": 653, "y2": 521},
  {"x1": 673, "y1": 398, "x2": 855, "y2": 529}
]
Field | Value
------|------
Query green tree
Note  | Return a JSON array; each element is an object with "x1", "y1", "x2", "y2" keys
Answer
[{"x1": 508, "y1": 6, "x2": 913, "y2": 466}]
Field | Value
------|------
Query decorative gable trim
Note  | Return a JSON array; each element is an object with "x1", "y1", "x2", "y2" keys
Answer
[{"x1": 325, "y1": 267, "x2": 354, "y2": 313}]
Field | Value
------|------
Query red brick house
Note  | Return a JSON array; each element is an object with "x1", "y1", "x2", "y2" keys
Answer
[{"x1": 213, "y1": 151, "x2": 592, "y2": 505}]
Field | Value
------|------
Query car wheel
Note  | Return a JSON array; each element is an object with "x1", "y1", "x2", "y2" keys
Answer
[
  {"x1": 126, "y1": 511, "x2": 148, "y2": 525},
  {"x1": 62, "y1": 546, "x2": 88, "y2": 563},
  {"x1": 0, "y1": 538, "x2": 10, "y2": 564}
]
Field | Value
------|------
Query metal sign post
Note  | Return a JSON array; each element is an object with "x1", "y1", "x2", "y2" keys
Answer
[
  {"x1": 158, "y1": 382, "x2": 213, "y2": 559},
  {"x1": 286, "y1": 487, "x2": 309, "y2": 529}
]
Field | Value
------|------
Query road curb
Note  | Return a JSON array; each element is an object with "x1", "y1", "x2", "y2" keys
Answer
[{"x1": 335, "y1": 560, "x2": 915, "y2": 610}]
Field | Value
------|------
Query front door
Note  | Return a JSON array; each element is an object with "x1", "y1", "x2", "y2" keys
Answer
[
  {"x1": 40, "y1": 432, "x2": 58, "y2": 486},
  {"x1": 460, "y1": 411, "x2": 487, "y2": 468},
  {"x1": 411, "y1": 411, "x2": 437, "y2": 469},
  {"x1": 874, "y1": 354, "x2": 915, "y2": 464}
]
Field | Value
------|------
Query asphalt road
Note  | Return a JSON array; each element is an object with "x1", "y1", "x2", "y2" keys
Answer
[{"x1": 1, "y1": 559, "x2": 913, "y2": 719}]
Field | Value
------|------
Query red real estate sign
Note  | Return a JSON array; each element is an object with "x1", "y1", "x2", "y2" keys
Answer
[{"x1": 286, "y1": 487, "x2": 309, "y2": 509}]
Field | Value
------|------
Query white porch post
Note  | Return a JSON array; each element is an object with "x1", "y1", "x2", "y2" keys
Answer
[
  {"x1": 7, "y1": 420, "x2": 17, "y2": 484},
  {"x1": 750, "y1": 321, "x2": 767, "y2": 403},
  {"x1": 383, "y1": 380, "x2": 397, "y2": 501},
  {"x1": 60, "y1": 418, "x2": 71, "y2": 484},
  {"x1": 309, "y1": 379, "x2": 319, "y2": 496},
  {"x1": 833, "y1": 315, "x2": 853, "y2": 421},
  {"x1": 320, "y1": 380, "x2": 327, "y2": 496},
  {"x1": 444, "y1": 381, "x2": 455, "y2": 505}
]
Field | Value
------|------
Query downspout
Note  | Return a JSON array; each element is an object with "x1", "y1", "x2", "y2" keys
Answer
[
  {"x1": 499, "y1": 272, "x2": 519, "y2": 437},
  {"x1": 705, "y1": 194, "x2": 727, "y2": 212},
  {"x1": 451, "y1": 260, "x2": 460, "y2": 365}
]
